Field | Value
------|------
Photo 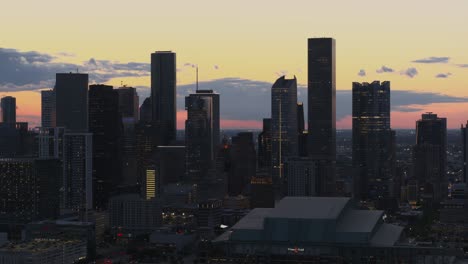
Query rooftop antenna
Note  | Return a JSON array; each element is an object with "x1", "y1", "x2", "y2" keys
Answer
[
  {"x1": 76, "y1": 67, "x2": 79, "y2": 73},
  {"x1": 196, "y1": 65, "x2": 199, "y2": 91}
]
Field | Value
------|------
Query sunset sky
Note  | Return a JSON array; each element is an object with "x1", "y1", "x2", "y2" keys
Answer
[{"x1": 1, "y1": 0, "x2": 468, "y2": 129}]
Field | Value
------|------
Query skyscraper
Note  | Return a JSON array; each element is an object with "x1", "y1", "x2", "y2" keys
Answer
[
  {"x1": 88, "y1": 84, "x2": 123, "y2": 209},
  {"x1": 284, "y1": 157, "x2": 317, "y2": 196},
  {"x1": 116, "y1": 86, "x2": 139, "y2": 122},
  {"x1": 1, "y1": 96, "x2": 16, "y2": 125},
  {"x1": 116, "y1": 87, "x2": 139, "y2": 186},
  {"x1": 258, "y1": 118, "x2": 272, "y2": 170},
  {"x1": 62, "y1": 133, "x2": 93, "y2": 212},
  {"x1": 139, "y1": 97, "x2": 152, "y2": 123},
  {"x1": 185, "y1": 90, "x2": 220, "y2": 199},
  {"x1": 352, "y1": 81, "x2": 395, "y2": 201},
  {"x1": 37, "y1": 127, "x2": 65, "y2": 159},
  {"x1": 307, "y1": 38, "x2": 336, "y2": 196},
  {"x1": 297, "y1": 102, "x2": 308, "y2": 157},
  {"x1": 271, "y1": 76, "x2": 298, "y2": 184},
  {"x1": 462, "y1": 121, "x2": 468, "y2": 183},
  {"x1": 228, "y1": 132, "x2": 256, "y2": 196},
  {"x1": 55, "y1": 73, "x2": 89, "y2": 132},
  {"x1": 41, "y1": 90, "x2": 56, "y2": 128},
  {"x1": 151, "y1": 51, "x2": 176, "y2": 145},
  {"x1": 412, "y1": 113, "x2": 447, "y2": 203}
]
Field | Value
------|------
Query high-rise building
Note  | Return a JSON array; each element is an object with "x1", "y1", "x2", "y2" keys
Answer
[
  {"x1": 41, "y1": 90, "x2": 56, "y2": 128},
  {"x1": 89, "y1": 84, "x2": 123, "y2": 210},
  {"x1": 271, "y1": 76, "x2": 298, "y2": 184},
  {"x1": 135, "y1": 122, "x2": 160, "y2": 189},
  {"x1": 228, "y1": 132, "x2": 256, "y2": 196},
  {"x1": 412, "y1": 113, "x2": 447, "y2": 203},
  {"x1": 62, "y1": 133, "x2": 93, "y2": 212},
  {"x1": 0, "y1": 96, "x2": 16, "y2": 125},
  {"x1": 0, "y1": 159, "x2": 37, "y2": 225},
  {"x1": 185, "y1": 90, "x2": 220, "y2": 196},
  {"x1": 34, "y1": 158, "x2": 62, "y2": 220},
  {"x1": 297, "y1": 103, "x2": 308, "y2": 157},
  {"x1": 250, "y1": 174, "x2": 275, "y2": 208},
  {"x1": 139, "y1": 97, "x2": 152, "y2": 123},
  {"x1": 151, "y1": 51, "x2": 176, "y2": 145},
  {"x1": 307, "y1": 38, "x2": 336, "y2": 196},
  {"x1": 157, "y1": 145, "x2": 186, "y2": 185},
  {"x1": 462, "y1": 121, "x2": 468, "y2": 183},
  {"x1": 258, "y1": 118, "x2": 272, "y2": 170},
  {"x1": 37, "y1": 127, "x2": 65, "y2": 159},
  {"x1": 285, "y1": 157, "x2": 317, "y2": 196},
  {"x1": 352, "y1": 81, "x2": 395, "y2": 201},
  {"x1": 116, "y1": 86, "x2": 139, "y2": 122},
  {"x1": 55, "y1": 73, "x2": 89, "y2": 132}
]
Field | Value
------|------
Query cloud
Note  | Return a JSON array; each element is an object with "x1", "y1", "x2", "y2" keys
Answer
[
  {"x1": 357, "y1": 69, "x2": 366, "y2": 77},
  {"x1": 136, "y1": 78, "x2": 468, "y2": 125},
  {"x1": 435, "y1": 73, "x2": 452, "y2": 78},
  {"x1": 376, "y1": 65, "x2": 394, "y2": 73},
  {"x1": 0, "y1": 47, "x2": 150, "y2": 91},
  {"x1": 457, "y1": 64, "x2": 468, "y2": 68},
  {"x1": 412, "y1": 57, "x2": 450, "y2": 64},
  {"x1": 401, "y1": 67, "x2": 418, "y2": 78}
]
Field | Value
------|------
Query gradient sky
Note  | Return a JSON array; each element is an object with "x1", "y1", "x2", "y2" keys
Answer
[{"x1": 1, "y1": 0, "x2": 468, "y2": 129}]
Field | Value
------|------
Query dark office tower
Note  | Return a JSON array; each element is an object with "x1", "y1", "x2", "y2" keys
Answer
[
  {"x1": 38, "y1": 127, "x2": 65, "y2": 159},
  {"x1": 157, "y1": 146, "x2": 186, "y2": 185},
  {"x1": 297, "y1": 103, "x2": 308, "y2": 157},
  {"x1": 135, "y1": 122, "x2": 161, "y2": 191},
  {"x1": 62, "y1": 133, "x2": 93, "y2": 213},
  {"x1": 1, "y1": 96, "x2": 16, "y2": 125},
  {"x1": 88, "y1": 84, "x2": 123, "y2": 210},
  {"x1": 117, "y1": 86, "x2": 139, "y2": 122},
  {"x1": 271, "y1": 76, "x2": 298, "y2": 183},
  {"x1": 250, "y1": 174, "x2": 275, "y2": 208},
  {"x1": 34, "y1": 159, "x2": 62, "y2": 220},
  {"x1": 139, "y1": 97, "x2": 152, "y2": 123},
  {"x1": 307, "y1": 38, "x2": 336, "y2": 196},
  {"x1": 412, "y1": 113, "x2": 447, "y2": 203},
  {"x1": 462, "y1": 121, "x2": 468, "y2": 183},
  {"x1": 228, "y1": 132, "x2": 256, "y2": 196},
  {"x1": 55, "y1": 73, "x2": 89, "y2": 132},
  {"x1": 285, "y1": 157, "x2": 317, "y2": 196},
  {"x1": 151, "y1": 51, "x2": 176, "y2": 145},
  {"x1": 0, "y1": 159, "x2": 37, "y2": 226},
  {"x1": 352, "y1": 81, "x2": 395, "y2": 201},
  {"x1": 185, "y1": 90, "x2": 220, "y2": 199},
  {"x1": 258, "y1": 118, "x2": 272, "y2": 169},
  {"x1": 41, "y1": 90, "x2": 56, "y2": 128},
  {"x1": 116, "y1": 87, "x2": 139, "y2": 186}
]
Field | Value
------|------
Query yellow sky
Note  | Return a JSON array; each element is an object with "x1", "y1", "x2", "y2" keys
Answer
[{"x1": 1, "y1": 0, "x2": 468, "y2": 127}]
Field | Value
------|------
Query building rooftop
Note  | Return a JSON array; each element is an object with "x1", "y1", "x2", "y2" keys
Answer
[
  {"x1": 216, "y1": 196, "x2": 403, "y2": 247},
  {"x1": 268, "y1": 197, "x2": 350, "y2": 219}
]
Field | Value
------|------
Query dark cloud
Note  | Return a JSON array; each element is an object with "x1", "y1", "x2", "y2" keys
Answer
[
  {"x1": 457, "y1": 64, "x2": 468, "y2": 68},
  {"x1": 137, "y1": 78, "x2": 468, "y2": 123},
  {"x1": 435, "y1": 73, "x2": 452, "y2": 78},
  {"x1": 357, "y1": 69, "x2": 366, "y2": 77},
  {"x1": 214, "y1": 65, "x2": 220, "y2": 70},
  {"x1": 376, "y1": 66, "x2": 394, "y2": 73},
  {"x1": 0, "y1": 48, "x2": 150, "y2": 91},
  {"x1": 412, "y1": 57, "x2": 450, "y2": 64},
  {"x1": 401, "y1": 68, "x2": 418, "y2": 78}
]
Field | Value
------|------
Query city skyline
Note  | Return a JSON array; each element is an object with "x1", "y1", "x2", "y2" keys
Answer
[{"x1": 1, "y1": 0, "x2": 468, "y2": 129}]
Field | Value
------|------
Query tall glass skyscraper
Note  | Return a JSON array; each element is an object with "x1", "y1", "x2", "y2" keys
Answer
[
  {"x1": 352, "y1": 81, "x2": 395, "y2": 201},
  {"x1": 413, "y1": 113, "x2": 447, "y2": 203},
  {"x1": 307, "y1": 38, "x2": 336, "y2": 196},
  {"x1": 271, "y1": 76, "x2": 298, "y2": 183},
  {"x1": 151, "y1": 51, "x2": 176, "y2": 145},
  {"x1": 55, "y1": 73, "x2": 89, "y2": 132},
  {"x1": 185, "y1": 90, "x2": 220, "y2": 200}
]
